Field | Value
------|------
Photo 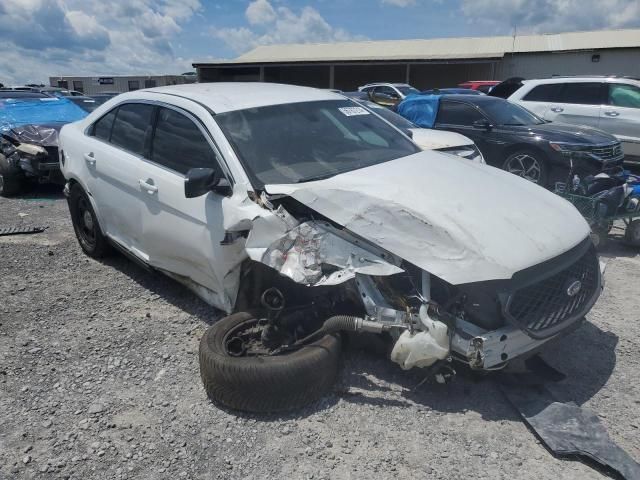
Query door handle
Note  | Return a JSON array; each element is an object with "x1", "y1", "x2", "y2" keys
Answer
[
  {"x1": 550, "y1": 107, "x2": 564, "y2": 113},
  {"x1": 604, "y1": 111, "x2": 620, "y2": 117},
  {"x1": 138, "y1": 179, "x2": 158, "y2": 194},
  {"x1": 83, "y1": 152, "x2": 96, "y2": 165}
]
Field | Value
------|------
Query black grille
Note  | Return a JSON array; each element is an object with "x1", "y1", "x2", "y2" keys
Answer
[
  {"x1": 589, "y1": 143, "x2": 623, "y2": 162},
  {"x1": 504, "y1": 246, "x2": 600, "y2": 338}
]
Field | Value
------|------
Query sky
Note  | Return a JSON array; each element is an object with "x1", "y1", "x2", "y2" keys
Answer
[{"x1": 1, "y1": 0, "x2": 639, "y2": 85}]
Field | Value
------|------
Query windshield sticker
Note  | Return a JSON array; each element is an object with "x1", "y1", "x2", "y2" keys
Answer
[{"x1": 339, "y1": 106, "x2": 370, "y2": 117}]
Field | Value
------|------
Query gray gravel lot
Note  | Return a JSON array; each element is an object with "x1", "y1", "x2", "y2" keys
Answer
[{"x1": 1, "y1": 185, "x2": 639, "y2": 480}]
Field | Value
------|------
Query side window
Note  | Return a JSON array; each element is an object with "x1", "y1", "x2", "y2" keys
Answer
[
  {"x1": 436, "y1": 102, "x2": 485, "y2": 125},
  {"x1": 91, "y1": 109, "x2": 117, "y2": 141},
  {"x1": 523, "y1": 83, "x2": 563, "y2": 102},
  {"x1": 361, "y1": 86, "x2": 374, "y2": 93},
  {"x1": 110, "y1": 103, "x2": 155, "y2": 155},
  {"x1": 151, "y1": 107, "x2": 217, "y2": 175},
  {"x1": 375, "y1": 86, "x2": 399, "y2": 98},
  {"x1": 608, "y1": 84, "x2": 640, "y2": 109},
  {"x1": 559, "y1": 83, "x2": 603, "y2": 105}
]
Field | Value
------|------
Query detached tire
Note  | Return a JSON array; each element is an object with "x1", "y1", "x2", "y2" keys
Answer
[
  {"x1": 0, "y1": 153, "x2": 24, "y2": 197},
  {"x1": 199, "y1": 312, "x2": 341, "y2": 412}
]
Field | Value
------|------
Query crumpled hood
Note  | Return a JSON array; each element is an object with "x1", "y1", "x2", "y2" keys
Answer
[{"x1": 265, "y1": 151, "x2": 590, "y2": 285}]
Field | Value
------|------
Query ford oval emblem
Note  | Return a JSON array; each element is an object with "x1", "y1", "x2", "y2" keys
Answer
[{"x1": 566, "y1": 280, "x2": 582, "y2": 297}]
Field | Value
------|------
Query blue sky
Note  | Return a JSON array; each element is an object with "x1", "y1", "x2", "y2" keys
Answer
[{"x1": 1, "y1": 0, "x2": 639, "y2": 85}]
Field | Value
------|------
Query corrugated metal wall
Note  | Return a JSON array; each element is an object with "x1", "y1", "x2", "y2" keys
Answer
[{"x1": 498, "y1": 49, "x2": 640, "y2": 79}]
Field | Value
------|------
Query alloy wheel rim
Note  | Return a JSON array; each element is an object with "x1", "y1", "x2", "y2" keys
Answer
[{"x1": 506, "y1": 154, "x2": 541, "y2": 183}]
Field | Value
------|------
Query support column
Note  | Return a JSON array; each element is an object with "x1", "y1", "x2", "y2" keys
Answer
[
  {"x1": 329, "y1": 65, "x2": 335, "y2": 89},
  {"x1": 259, "y1": 66, "x2": 265, "y2": 82},
  {"x1": 406, "y1": 63, "x2": 411, "y2": 84}
]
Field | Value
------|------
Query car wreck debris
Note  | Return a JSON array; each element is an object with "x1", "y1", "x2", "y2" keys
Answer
[{"x1": 0, "y1": 225, "x2": 47, "y2": 236}]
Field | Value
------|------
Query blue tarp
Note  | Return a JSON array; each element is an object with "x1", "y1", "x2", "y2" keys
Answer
[
  {"x1": 0, "y1": 97, "x2": 87, "y2": 133},
  {"x1": 396, "y1": 94, "x2": 441, "y2": 128}
]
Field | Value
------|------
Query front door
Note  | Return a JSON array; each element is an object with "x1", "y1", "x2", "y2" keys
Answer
[{"x1": 138, "y1": 105, "x2": 237, "y2": 310}]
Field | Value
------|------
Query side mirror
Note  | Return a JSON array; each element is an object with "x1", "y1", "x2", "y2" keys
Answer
[
  {"x1": 472, "y1": 119, "x2": 493, "y2": 130},
  {"x1": 369, "y1": 92, "x2": 400, "y2": 107},
  {"x1": 184, "y1": 168, "x2": 220, "y2": 198},
  {"x1": 402, "y1": 128, "x2": 413, "y2": 139}
]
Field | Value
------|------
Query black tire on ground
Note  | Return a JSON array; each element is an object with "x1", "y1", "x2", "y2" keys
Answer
[
  {"x1": 199, "y1": 312, "x2": 342, "y2": 413},
  {"x1": 502, "y1": 149, "x2": 549, "y2": 186},
  {"x1": 0, "y1": 153, "x2": 24, "y2": 197},
  {"x1": 624, "y1": 219, "x2": 640, "y2": 248},
  {"x1": 68, "y1": 183, "x2": 111, "y2": 258}
]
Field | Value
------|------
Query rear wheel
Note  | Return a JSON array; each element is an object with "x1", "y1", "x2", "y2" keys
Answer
[
  {"x1": 68, "y1": 184, "x2": 111, "y2": 258},
  {"x1": 0, "y1": 153, "x2": 23, "y2": 197},
  {"x1": 502, "y1": 150, "x2": 548, "y2": 186},
  {"x1": 199, "y1": 312, "x2": 342, "y2": 413}
]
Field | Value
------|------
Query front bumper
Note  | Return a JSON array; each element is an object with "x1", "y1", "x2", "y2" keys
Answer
[{"x1": 450, "y1": 316, "x2": 583, "y2": 369}]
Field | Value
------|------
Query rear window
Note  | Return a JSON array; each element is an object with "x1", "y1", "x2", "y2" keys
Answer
[
  {"x1": 559, "y1": 83, "x2": 603, "y2": 105},
  {"x1": 523, "y1": 83, "x2": 563, "y2": 102},
  {"x1": 110, "y1": 103, "x2": 155, "y2": 155},
  {"x1": 92, "y1": 109, "x2": 117, "y2": 141},
  {"x1": 608, "y1": 83, "x2": 640, "y2": 109},
  {"x1": 436, "y1": 101, "x2": 486, "y2": 125}
]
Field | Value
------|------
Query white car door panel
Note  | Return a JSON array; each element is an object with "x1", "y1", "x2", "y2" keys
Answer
[
  {"x1": 80, "y1": 103, "x2": 154, "y2": 256},
  {"x1": 139, "y1": 105, "x2": 238, "y2": 309},
  {"x1": 601, "y1": 83, "x2": 640, "y2": 157}
]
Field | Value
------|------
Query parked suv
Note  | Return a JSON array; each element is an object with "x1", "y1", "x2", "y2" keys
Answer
[
  {"x1": 60, "y1": 83, "x2": 601, "y2": 413},
  {"x1": 509, "y1": 77, "x2": 640, "y2": 164}
]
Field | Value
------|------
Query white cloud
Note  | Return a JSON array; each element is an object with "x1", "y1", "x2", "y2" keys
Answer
[
  {"x1": 460, "y1": 0, "x2": 640, "y2": 33},
  {"x1": 213, "y1": 1, "x2": 365, "y2": 55},
  {"x1": 0, "y1": 0, "x2": 202, "y2": 85},
  {"x1": 381, "y1": 0, "x2": 417, "y2": 6},
  {"x1": 246, "y1": 0, "x2": 276, "y2": 25}
]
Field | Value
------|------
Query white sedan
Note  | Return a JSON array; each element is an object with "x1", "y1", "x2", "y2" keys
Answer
[{"x1": 60, "y1": 83, "x2": 600, "y2": 412}]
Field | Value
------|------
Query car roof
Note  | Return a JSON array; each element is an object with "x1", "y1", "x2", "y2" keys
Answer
[
  {"x1": 523, "y1": 76, "x2": 640, "y2": 85},
  {"x1": 439, "y1": 94, "x2": 505, "y2": 105},
  {"x1": 138, "y1": 83, "x2": 344, "y2": 114}
]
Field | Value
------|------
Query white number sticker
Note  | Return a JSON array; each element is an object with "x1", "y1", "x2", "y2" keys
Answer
[{"x1": 338, "y1": 106, "x2": 370, "y2": 116}]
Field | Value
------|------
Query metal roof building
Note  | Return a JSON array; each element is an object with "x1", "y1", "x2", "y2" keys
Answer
[{"x1": 194, "y1": 29, "x2": 640, "y2": 90}]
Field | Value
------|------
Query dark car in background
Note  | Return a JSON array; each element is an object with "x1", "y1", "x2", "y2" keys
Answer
[
  {"x1": 458, "y1": 81, "x2": 500, "y2": 93},
  {"x1": 432, "y1": 95, "x2": 624, "y2": 186},
  {"x1": 422, "y1": 88, "x2": 484, "y2": 95}
]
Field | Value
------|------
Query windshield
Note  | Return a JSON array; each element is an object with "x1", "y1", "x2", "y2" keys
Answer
[
  {"x1": 359, "y1": 101, "x2": 416, "y2": 129},
  {"x1": 397, "y1": 86, "x2": 420, "y2": 96},
  {"x1": 482, "y1": 100, "x2": 545, "y2": 126},
  {"x1": 216, "y1": 100, "x2": 420, "y2": 186}
]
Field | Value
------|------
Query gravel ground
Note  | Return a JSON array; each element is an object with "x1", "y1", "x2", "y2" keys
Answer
[{"x1": 1, "y1": 185, "x2": 639, "y2": 480}]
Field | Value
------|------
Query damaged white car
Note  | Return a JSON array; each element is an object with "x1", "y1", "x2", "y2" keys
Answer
[{"x1": 59, "y1": 83, "x2": 603, "y2": 412}]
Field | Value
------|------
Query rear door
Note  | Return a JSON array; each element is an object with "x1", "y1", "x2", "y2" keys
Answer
[
  {"x1": 545, "y1": 82, "x2": 604, "y2": 128},
  {"x1": 138, "y1": 105, "x2": 235, "y2": 309},
  {"x1": 84, "y1": 102, "x2": 155, "y2": 257},
  {"x1": 601, "y1": 82, "x2": 640, "y2": 158},
  {"x1": 517, "y1": 83, "x2": 564, "y2": 118}
]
